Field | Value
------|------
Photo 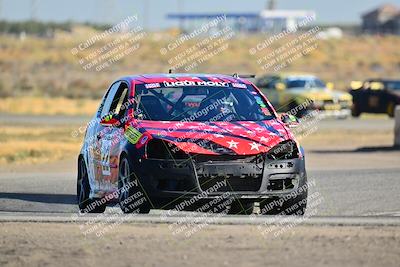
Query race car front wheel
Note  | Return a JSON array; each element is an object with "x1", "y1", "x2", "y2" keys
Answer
[
  {"x1": 387, "y1": 101, "x2": 395, "y2": 118},
  {"x1": 118, "y1": 155, "x2": 151, "y2": 214},
  {"x1": 77, "y1": 157, "x2": 106, "y2": 213},
  {"x1": 351, "y1": 104, "x2": 361, "y2": 117}
]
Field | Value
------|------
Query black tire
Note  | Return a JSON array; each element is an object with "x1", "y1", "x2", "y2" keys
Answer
[
  {"x1": 387, "y1": 101, "x2": 395, "y2": 118},
  {"x1": 77, "y1": 157, "x2": 106, "y2": 213},
  {"x1": 260, "y1": 178, "x2": 308, "y2": 216},
  {"x1": 118, "y1": 155, "x2": 151, "y2": 214},
  {"x1": 228, "y1": 201, "x2": 254, "y2": 215},
  {"x1": 351, "y1": 104, "x2": 361, "y2": 117}
]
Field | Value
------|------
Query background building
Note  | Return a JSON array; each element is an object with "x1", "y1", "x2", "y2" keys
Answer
[
  {"x1": 362, "y1": 3, "x2": 400, "y2": 34},
  {"x1": 167, "y1": 0, "x2": 316, "y2": 33}
]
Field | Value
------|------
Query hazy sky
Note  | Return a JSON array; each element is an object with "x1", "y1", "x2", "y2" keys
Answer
[{"x1": 2, "y1": 0, "x2": 400, "y2": 29}]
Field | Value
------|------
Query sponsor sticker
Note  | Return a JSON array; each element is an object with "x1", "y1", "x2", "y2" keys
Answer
[
  {"x1": 145, "y1": 83, "x2": 161, "y2": 89},
  {"x1": 124, "y1": 126, "x2": 143, "y2": 144},
  {"x1": 136, "y1": 133, "x2": 152, "y2": 149},
  {"x1": 163, "y1": 81, "x2": 229, "y2": 87},
  {"x1": 261, "y1": 107, "x2": 270, "y2": 115},
  {"x1": 232, "y1": 83, "x2": 247, "y2": 89},
  {"x1": 255, "y1": 96, "x2": 267, "y2": 108},
  {"x1": 140, "y1": 135, "x2": 148, "y2": 145},
  {"x1": 103, "y1": 114, "x2": 113, "y2": 122}
]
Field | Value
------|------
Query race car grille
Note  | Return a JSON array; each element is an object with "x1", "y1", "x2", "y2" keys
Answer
[
  {"x1": 192, "y1": 154, "x2": 265, "y2": 164},
  {"x1": 198, "y1": 175, "x2": 262, "y2": 192},
  {"x1": 193, "y1": 154, "x2": 264, "y2": 192}
]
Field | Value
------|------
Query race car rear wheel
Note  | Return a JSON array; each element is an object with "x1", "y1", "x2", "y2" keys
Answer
[
  {"x1": 351, "y1": 104, "x2": 361, "y2": 117},
  {"x1": 118, "y1": 155, "x2": 151, "y2": 214},
  {"x1": 77, "y1": 157, "x2": 106, "y2": 213},
  {"x1": 228, "y1": 201, "x2": 254, "y2": 215},
  {"x1": 387, "y1": 101, "x2": 395, "y2": 118}
]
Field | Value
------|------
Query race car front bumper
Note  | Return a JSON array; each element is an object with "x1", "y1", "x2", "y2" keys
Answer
[{"x1": 135, "y1": 154, "x2": 307, "y2": 208}]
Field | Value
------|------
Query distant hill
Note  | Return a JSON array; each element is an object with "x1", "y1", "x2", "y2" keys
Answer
[{"x1": 0, "y1": 26, "x2": 399, "y2": 98}]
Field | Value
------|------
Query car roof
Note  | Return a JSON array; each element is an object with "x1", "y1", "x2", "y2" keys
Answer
[
  {"x1": 258, "y1": 72, "x2": 318, "y2": 80},
  {"x1": 366, "y1": 78, "x2": 400, "y2": 83},
  {"x1": 119, "y1": 73, "x2": 253, "y2": 85}
]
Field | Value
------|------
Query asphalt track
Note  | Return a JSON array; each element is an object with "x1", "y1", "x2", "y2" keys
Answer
[
  {"x1": 0, "y1": 168, "x2": 399, "y2": 224},
  {"x1": 0, "y1": 114, "x2": 399, "y2": 225}
]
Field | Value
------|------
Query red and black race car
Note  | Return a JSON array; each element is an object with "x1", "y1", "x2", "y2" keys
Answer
[{"x1": 77, "y1": 73, "x2": 308, "y2": 215}]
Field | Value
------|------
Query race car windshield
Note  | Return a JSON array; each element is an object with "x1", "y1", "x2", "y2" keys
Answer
[
  {"x1": 287, "y1": 78, "x2": 326, "y2": 89},
  {"x1": 384, "y1": 81, "x2": 400, "y2": 90},
  {"x1": 134, "y1": 84, "x2": 275, "y2": 122}
]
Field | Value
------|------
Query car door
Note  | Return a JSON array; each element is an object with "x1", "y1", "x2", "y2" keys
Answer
[
  {"x1": 82, "y1": 81, "x2": 121, "y2": 196},
  {"x1": 98, "y1": 81, "x2": 130, "y2": 192},
  {"x1": 361, "y1": 81, "x2": 386, "y2": 113},
  {"x1": 90, "y1": 81, "x2": 122, "y2": 193},
  {"x1": 367, "y1": 89, "x2": 383, "y2": 113}
]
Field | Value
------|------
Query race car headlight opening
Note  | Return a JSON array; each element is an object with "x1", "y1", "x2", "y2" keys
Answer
[
  {"x1": 146, "y1": 139, "x2": 188, "y2": 160},
  {"x1": 266, "y1": 140, "x2": 299, "y2": 160},
  {"x1": 311, "y1": 100, "x2": 324, "y2": 109}
]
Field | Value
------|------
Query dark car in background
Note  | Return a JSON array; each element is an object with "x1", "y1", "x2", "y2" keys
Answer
[{"x1": 350, "y1": 79, "x2": 400, "y2": 117}]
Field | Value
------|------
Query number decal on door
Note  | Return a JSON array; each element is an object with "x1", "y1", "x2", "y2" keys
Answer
[{"x1": 101, "y1": 140, "x2": 111, "y2": 176}]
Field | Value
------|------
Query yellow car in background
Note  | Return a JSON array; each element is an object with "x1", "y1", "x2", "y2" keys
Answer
[{"x1": 255, "y1": 73, "x2": 352, "y2": 118}]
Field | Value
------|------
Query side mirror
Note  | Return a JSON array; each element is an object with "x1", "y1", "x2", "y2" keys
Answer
[
  {"x1": 100, "y1": 113, "x2": 122, "y2": 127},
  {"x1": 326, "y1": 82, "x2": 334, "y2": 90},
  {"x1": 281, "y1": 114, "x2": 299, "y2": 128},
  {"x1": 275, "y1": 82, "x2": 286, "y2": 91}
]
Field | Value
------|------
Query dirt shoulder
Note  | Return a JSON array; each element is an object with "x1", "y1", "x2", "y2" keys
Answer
[{"x1": 1, "y1": 222, "x2": 399, "y2": 267}]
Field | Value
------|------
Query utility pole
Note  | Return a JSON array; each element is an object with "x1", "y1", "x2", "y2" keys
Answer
[
  {"x1": 177, "y1": 0, "x2": 184, "y2": 31},
  {"x1": 267, "y1": 0, "x2": 276, "y2": 10},
  {"x1": 144, "y1": 0, "x2": 149, "y2": 30},
  {"x1": 0, "y1": 0, "x2": 3, "y2": 20},
  {"x1": 104, "y1": 0, "x2": 117, "y2": 24},
  {"x1": 30, "y1": 0, "x2": 37, "y2": 21}
]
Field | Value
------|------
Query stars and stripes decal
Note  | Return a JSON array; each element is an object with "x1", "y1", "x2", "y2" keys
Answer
[{"x1": 129, "y1": 119, "x2": 291, "y2": 156}]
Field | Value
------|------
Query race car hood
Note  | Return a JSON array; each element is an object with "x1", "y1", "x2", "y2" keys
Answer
[
  {"x1": 132, "y1": 119, "x2": 293, "y2": 155},
  {"x1": 288, "y1": 87, "x2": 352, "y2": 102}
]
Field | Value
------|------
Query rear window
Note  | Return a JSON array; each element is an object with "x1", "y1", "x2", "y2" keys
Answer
[
  {"x1": 286, "y1": 77, "x2": 326, "y2": 89},
  {"x1": 384, "y1": 81, "x2": 400, "y2": 90}
]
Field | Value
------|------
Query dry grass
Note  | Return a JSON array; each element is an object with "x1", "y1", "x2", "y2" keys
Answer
[
  {"x1": 0, "y1": 31, "x2": 399, "y2": 99},
  {"x1": 0, "y1": 125, "x2": 81, "y2": 165},
  {"x1": 0, "y1": 97, "x2": 99, "y2": 115}
]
